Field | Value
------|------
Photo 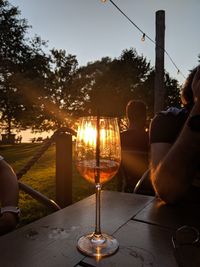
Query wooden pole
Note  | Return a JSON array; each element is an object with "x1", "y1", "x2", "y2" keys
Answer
[
  {"x1": 55, "y1": 132, "x2": 72, "y2": 208},
  {"x1": 154, "y1": 10, "x2": 165, "y2": 114}
]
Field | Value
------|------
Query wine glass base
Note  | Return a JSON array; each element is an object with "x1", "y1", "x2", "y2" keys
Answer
[{"x1": 77, "y1": 232, "x2": 119, "y2": 257}]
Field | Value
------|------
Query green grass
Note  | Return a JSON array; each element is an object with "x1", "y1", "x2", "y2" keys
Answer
[{"x1": 0, "y1": 143, "x2": 118, "y2": 227}]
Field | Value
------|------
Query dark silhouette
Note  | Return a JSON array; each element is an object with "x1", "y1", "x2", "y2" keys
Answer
[
  {"x1": 0, "y1": 156, "x2": 19, "y2": 235},
  {"x1": 119, "y1": 100, "x2": 149, "y2": 192},
  {"x1": 16, "y1": 135, "x2": 22, "y2": 143},
  {"x1": 150, "y1": 65, "x2": 200, "y2": 204},
  {"x1": 121, "y1": 100, "x2": 149, "y2": 151}
]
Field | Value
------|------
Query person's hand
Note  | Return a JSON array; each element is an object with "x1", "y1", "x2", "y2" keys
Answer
[
  {"x1": 0, "y1": 212, "x2": 18, "y2": 235},
  {"x1": 192, "y1": 67, "x2": 200, "y2": 103}
]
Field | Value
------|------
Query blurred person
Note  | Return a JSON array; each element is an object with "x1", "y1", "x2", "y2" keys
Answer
[
  {"x1": 121, "y1": 100, "x2": 149, "y2": 152},
  {"x1": 119, "y1": 100, "x2": 149, "y2": 192},
  {"x1": 150, "y1": 65, "x2": 200, "y2": 204},
  {"x1": 0, "y1": 155, "x2": 19, "y2": 235}
]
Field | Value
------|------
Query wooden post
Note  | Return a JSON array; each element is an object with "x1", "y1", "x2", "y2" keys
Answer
[
  {"x1": 154, "y1": 10, "x2": 165, "y2": 114},
  {"x1": 55, "y1": 132, "x2": 72, "y2": 208}
]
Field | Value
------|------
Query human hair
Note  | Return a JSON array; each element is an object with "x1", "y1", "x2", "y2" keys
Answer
[
  {"x1": 181, "y1": 65, "x2": 199, "y2": 109},
  {"x1": 126, "y1": 100, "x2": 147, "y2": 127}
]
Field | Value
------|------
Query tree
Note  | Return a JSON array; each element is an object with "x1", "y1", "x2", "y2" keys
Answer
[
  {"x1": 26, "y1": 48, "x2": 83, "y2": 131},
  {"x1": 0, "y1": 0, "x2": 28, "y2": 134},
  {"x1": 0, "y1": 1, "x2": 49, "y2": 135},
  {"x1": 44, "y1": 49, "x2": 78, "y2": 130},
  {"x1": 140, "y1": 70, "x2": 181, "y2": 119},
  {"x1": 73, "y1": 56, "x2": 113, "y2": 116},
  {"x1": 79, "y1": 48, "x2": 152, "y2": 117},
  {"x1": 75, "y1": 48, "x2": 181, "y2": 123},
  {"x1": 164, "y1": 72, "x2": 181, "y2": 109}
]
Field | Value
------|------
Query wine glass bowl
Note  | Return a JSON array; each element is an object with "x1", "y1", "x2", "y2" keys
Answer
[
  {"x1": 75, "y1": 116, "x2": 121, "y2": 184},
  {"x1": 75, "y1": 116, "x2": 121, "y2": 257}
]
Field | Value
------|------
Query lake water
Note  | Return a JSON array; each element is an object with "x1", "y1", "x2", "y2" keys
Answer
[{"x1": 8, "y1": 129, "x2": 53, "y2": 143}]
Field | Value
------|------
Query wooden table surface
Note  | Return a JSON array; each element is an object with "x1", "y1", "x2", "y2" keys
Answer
[{"x1": 1, "y1": 190, "x2": 200, "y2": 267}]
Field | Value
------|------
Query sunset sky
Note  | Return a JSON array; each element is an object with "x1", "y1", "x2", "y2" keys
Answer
[{"x1": 9, "y1": 0, "x2": 200, "y2": 85}]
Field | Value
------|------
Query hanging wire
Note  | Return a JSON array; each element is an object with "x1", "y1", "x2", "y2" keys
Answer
[{"x1": 102, "y1": 0, "x2": 186, "y2": 80}]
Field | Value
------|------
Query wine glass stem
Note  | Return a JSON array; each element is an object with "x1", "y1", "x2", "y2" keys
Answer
[{"x1": 94, "y1": 183, "x2": 102, "y2": 236}]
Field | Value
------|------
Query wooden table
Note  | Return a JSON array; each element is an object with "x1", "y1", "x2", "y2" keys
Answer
[{"x1": 1, "y1": 190, "x2": 200, "y2": 267}]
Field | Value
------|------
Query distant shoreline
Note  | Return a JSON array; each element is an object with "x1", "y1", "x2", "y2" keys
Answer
[{"x1": 0, "y1": 129, "x2": 53, "y2": 143}]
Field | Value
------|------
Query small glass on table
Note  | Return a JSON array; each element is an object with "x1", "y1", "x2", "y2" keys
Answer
[{"x1": 75, "y1": 116, "x2": 121, "y2": 257}]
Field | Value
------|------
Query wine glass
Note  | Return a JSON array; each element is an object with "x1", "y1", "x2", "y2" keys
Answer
[{"x1": 75, "y1": 116, "x2": 121, "y2": 257}]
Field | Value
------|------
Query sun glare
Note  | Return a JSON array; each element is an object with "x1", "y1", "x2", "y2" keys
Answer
[
  {"x1": 79, "y1": 121, "x2": 96, "y2": 146},
  {"x1": 78, "y1": 120, "x2": 109, "y2": 147}
]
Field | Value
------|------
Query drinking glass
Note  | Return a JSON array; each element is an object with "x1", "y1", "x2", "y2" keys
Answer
[{"x1": 75, "y1": 116, "x2": 121, "y2": 257}]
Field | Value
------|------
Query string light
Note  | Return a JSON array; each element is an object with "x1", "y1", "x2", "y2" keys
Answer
[
  {"x1": 101, "y1": 0, "x2": 186, "y2": 80},
  {"x1": 141, "y1": 33, "x2": 145, "y2": 42}
]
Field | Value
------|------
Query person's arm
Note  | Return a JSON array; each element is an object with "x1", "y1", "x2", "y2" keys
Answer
[
  {"x1": 151, "y1": 69, "x2": 200, "y2": 204},
  {"x1": 0, "y1": 159, "x2": 19, "y2": 235}
]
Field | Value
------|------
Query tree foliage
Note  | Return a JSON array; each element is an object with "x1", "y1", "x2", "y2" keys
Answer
[
  {"x1": 33, "y1": 49, "x2": 80, "y2": 130},
  {"x1": 77, "y1": 49, "x2": 151, "y2": 117},
  {"x1": 77, "y1": 48, "x2": 181, "y2": 120},
  {"x1": 0, "y1": 0, "x2": 29, "y2": 133},
  {"x1": 0, "y1": 1, "x2": 49, "y2": 134}
]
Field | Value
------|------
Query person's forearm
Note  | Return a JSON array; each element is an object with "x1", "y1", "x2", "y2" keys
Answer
[
  {"x1": 0, "y1": 160, "x2": 18, "y2": 207},
  {"x1": 0, "y1": 160, "x2": 19, "y2": 235},
  {"x1": 152, "y1": 101, "x2": 200, "y2": 203}
]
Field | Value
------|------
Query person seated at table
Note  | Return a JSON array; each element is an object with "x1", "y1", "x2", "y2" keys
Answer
[
  {"x1": 121, "y1": 100, "x2": 149, "y2": 151},
  {"x1": 0, "y1": 155, "x2": 20, "y2": 235},
  {"x1": 119, "y1": 100, "x2": 149, "y2": 192},
  {"x1": 150, "y1": 65, "x2": 200, "y2": 204}
]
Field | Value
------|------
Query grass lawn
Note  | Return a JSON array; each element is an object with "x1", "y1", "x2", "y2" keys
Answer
[{"x1": 0, "y1": 143, "x2": 119, "y2": 227}]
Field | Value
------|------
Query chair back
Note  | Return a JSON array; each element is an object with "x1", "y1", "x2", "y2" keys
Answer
[
  {"x1": 118, "y1": 150, "x2": 149, "y2": 192},
  {"x1": 134, "y1": 169, "x2": 155, "y2": 196}
]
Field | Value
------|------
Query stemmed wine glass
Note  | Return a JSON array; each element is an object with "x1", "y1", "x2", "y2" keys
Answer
[{"x1": 75, "y1": 116, "x2": 121, "y2": 257}]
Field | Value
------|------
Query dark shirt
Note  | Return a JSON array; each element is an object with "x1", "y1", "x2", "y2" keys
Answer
[
  {"x1": 150, "y1": 107, "x2": 189, "y2": 144},
  {"x1": 150, "y1": 107, "x2": 200, "y2": 193},
  {"x1": 120, "y1": 128, "x2": 149, "y2": 152},
  {"x1": 119, "y1": 127, "x2": 149, "y2": 192}
]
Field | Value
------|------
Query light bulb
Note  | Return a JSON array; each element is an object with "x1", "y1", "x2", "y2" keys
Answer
[{"x1": 141, "y1": 33, "x2": 145, "y2": 42}]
